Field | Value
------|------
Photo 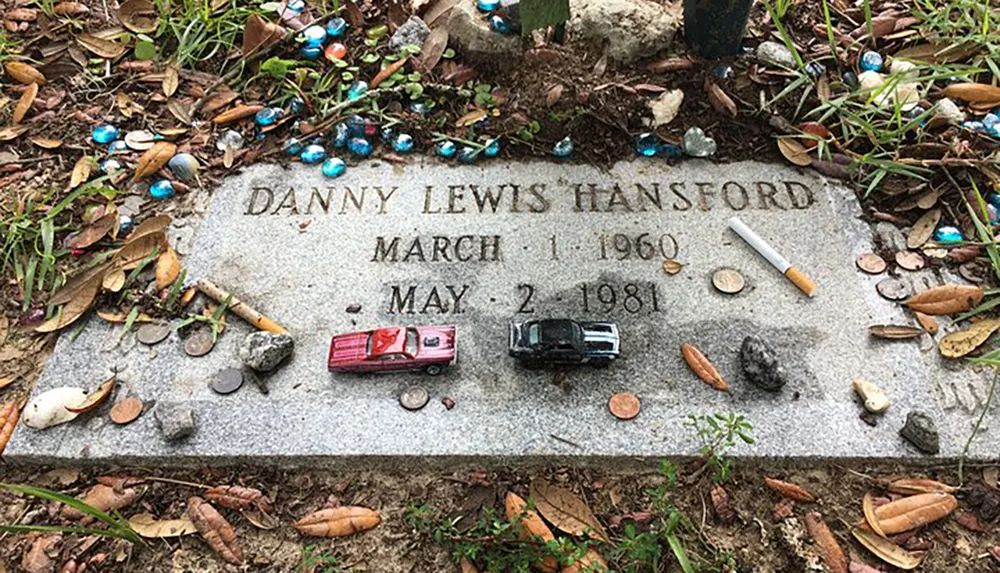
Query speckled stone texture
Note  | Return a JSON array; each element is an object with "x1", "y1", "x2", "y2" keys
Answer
[{"x1": 6, "y1": 159, "x2": 996, "y2": 467}]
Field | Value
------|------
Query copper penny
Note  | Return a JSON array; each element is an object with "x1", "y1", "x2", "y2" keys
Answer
[
  {"x1": 109, "y1": 397, "x2": 143, "y2": 425},
  {"x1": 212, "y1": 368, "x2": 244, "y2": 395},
  {"x1": 183, "y1": 329, "x2": 215, "y2": 357},
  {"x1": 895, "y1": 251, "x2": 925, "y2": 271},
  {"x1": 137, "y1": 323, "x2": 171, "y2": 345},
  {"x1": 608, "y1": 392, "x2": 640, "y2": 420},
  {"x1": 856, "y1": 253, "x2": 887, "y2": 274},
  {"x1": 875, "y1": 278, "x2": 911, "y2": 301},
  {"x1": 712, "y1": 268, "x2": 745, "y2": 294}
]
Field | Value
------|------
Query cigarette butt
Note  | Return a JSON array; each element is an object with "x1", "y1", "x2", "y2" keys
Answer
[{"x1": 784, "y1": 266, "x2": 817, "y2": 297}]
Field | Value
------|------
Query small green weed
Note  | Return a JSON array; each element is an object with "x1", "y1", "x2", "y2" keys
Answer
[
  {"x1": 298, "y1": 545, "x2": 353, "y2": 572},
  {"x1": 685, "y1": 413, "x2": 754, "y2": 484}
]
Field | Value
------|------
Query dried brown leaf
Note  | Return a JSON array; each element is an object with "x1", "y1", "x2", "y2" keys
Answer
[
  {"x1": 423, "y1": 0, "x2": 458, "y2": 26},
  {"x1": 66, "y1": 212, "x2": 116, "y2": 250},
  {"x1": 530, "y1": 479, "x2": 609, "y2": 541},
  {"x1": 680, "y1": 343, "x2": 728, "y2": 391},
  {"x1": 65, "y1": 376, "x2": 115, "y2": 414},
  {"x1": 710, "y1": 484, "x2": 735, "y2": 525},
  {"x1": 343, "y1": 0, "x2": 364, "y2": 27},
  {"x1": 942, "y1": 82, "x2": 1000, "y2": 103},
  {"x1": 114, "y1": 230, "x2": 167, "y2": 269},
  {"x1": 419, "y1": 27, "x2": 448, "y2": 72},
  {"x1": 456, "y1": 109, "x2": 487, "y2": 128},
  {"x1": 662, "y1": 259, "x2": 684, "y2": 274},
  {"x1": 562, "y1": 548, "x2": 609, "y2": 573},
  {"x1": 212, "y1": 104, "x2": 264, "y2": 125},
  {"x1": 53, "y1": 1, "x2": 89, "y2": 14},
  {"x1": 705, "y1": 78, "x2": 736, "y2": 118},
  {"x1": 955, "y1": 511, "x2": 986, "y2": 532},
  {"x1": 764, "y1": 477, "x2": 817, "y2": 502},
  {"x1": 243, "y1": 15, "x2": 286, "y2": 57},
  {"x1": 30, "y1": 137, "x2": 61, "y2": 149},
  {"x1": 61, "y1": 483, "x2": 142, "y2": 520},
  {"x1": 772, "y1": 498, "x2": 795, "y2": 522},
  {"x1": 546, "y1": 84, "x2": 564, "y2": 107},
  {"x1": 78, "y1": 34, "x2": 126, "y2": 59},
  {"x1": 646, "y1": 57, "x2": 692, "y2": 73},
  {"x1": 5, "y1": 61, "x2": 45, "y2": 85},
  {"x1": 871, "y1": 492, "x2": 957, "y2": 534},
  {"x1": 205, "y1": 485, "x2": 272, "y2": 513},
  {"x1": 294, "y1": 506, "x2": 381, "y2": 537},
  {"x1": 133, "y1": 141, "x2": 176, "y2": 181},
  {"x1": 984, "y1": 467, "x2": 998, "y2": 489},
  {"x1": 904, "y1": 284, "x2": 984, "y2": 315},
  {"x1": 119, "y1": 0, "x2": 159, "y2": 33},
  {"x1": 868, "y1": 324, "x2": 924, "y2": 340},
  {"x1": 938, "y1": 318, "x2": 1000, "y2": 358},
  {"x1": 906, "y1": 208, "x2": 941, "y2": 249},
  {"x1": 166, "y1": 98, "x2": 193, "y2": 124},
  {"x1": 505, "y1": 492, "x2": 557, "y2": 573},
  {"x1": 914, "y1": 312, "x2": 938, "y2": 334},
  {"x1": 851, "y1": 528, "x2": 922, "y2": 570},
  {"x1": 188, "y1": 497, "x2": 244, "y2": 565},
  {"x1": 49, "y1": 261, "x2": 113, "y2": 305},
  {"x1": 155, "y1": 247, "x2": 180, "y2": 290},
  {"x1": 0, "y1": 125, "x2": 29, "y2": 141},
  {"x1": 371, "y1": 58, "x2": 407, "y2": 89},
  {"x1": 70, "y1": 156, "x2": 92, "y2": 189},
  {"x1": 13, "y1": 82, "x2": 37, "y2": 125},
  {"x1": 129, "y1": 512, "x2": 197, "y2": 538},
  {"x1": 863, "y1": 492, "x2": 887, "y2": 538},
  {"x1": 125, "y1": 215, "x2": 172, "y2": 244},
  {"x1": 35, "y1": 272, "x2": 102, "y2": 332},
  {"x1": 0, "y1": 401, "x2": 20, "y2": 456},
  {"x1": 460, "y1": 558, "x2": 481, "y2": 573},
  {"x1": 162, "y1": 66, "x2": 179, "y2": 97},
  {"x1": 805, "y1": 512, "x2": 848, "y2": 573},
  {"x1": 102, "y1": 268, "x2": 126, "y2": 292},
  {"x1": 21, "y1": 534, "x2": 58, "y2": 573},
  {"x1": 778, "y1": 138, "x2": 812, "y2": 166},
  {"x1": 886, "y1": 478, "x2": 957, "y2": 495}
]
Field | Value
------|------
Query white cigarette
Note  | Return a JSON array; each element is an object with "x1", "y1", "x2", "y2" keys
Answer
[{"x1": 728, "y1": 217, "x2": 816, "y2": 297}]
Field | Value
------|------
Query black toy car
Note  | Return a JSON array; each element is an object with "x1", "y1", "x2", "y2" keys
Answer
[{"x1": 508, "y1": 319, "x2": 620, "y2": 368}]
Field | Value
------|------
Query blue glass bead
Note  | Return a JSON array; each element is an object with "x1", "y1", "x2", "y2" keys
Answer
[
  {"x1": 658, "y1": 142, "x2": 684, "y2": 157},
  {"x1": 289, "y1": 96, "x2": 305, "y2": 114},
  {"x1": 488, "y1": 14, "x2": 511, "y2": 34},
  {"x1": 380, "y1": 126, "x2": 395, "y2": 141},
  {"x1": 933, "y1": 225, "x2": 963, "y2": 243},
  {"x1": 552, "y1": 136, "x2": 573, "y2": 157},
  {"x1": 331, "y1": 123, "x2": 349, "y2": 147},
  {"x1": 321, "y1": 157, "x2": 346, "y2": 178},
  {"x1": 255, "y1": 107, "x2": 282, "y2": 127},
  {"x1": 107, "y1": 140, "x2": 129, "y2": 154},
  {"x1": 149, "y1": 180, "x2": 175, "y2": 200},
  {"x1": 216, "y1": 129, "x2": 244, "y2": 151},
  {"x1": 302, "y1": 25, "x2": 327, "y2": 48},
  {"x1": 255, "y1": 130, "x2": 267, "y2": 141},
  {"x1": 285, "y1": 0, "x2": 305, "y2": 13},
  {"x1": 346, "y1": 115, "x2": 366, "y2": 137},
  {"x1": 118, "y1": 215, "x2": 135, "y2": 236},
  {"x1": 283, "y1": 137, "x2": 304, "y2": 155},
  {"x1": 299, "y1": 46, "x2": 322, "y2": 59},
  {"x1": 843, "y1": 71, "x2": 859, "y2": 89},
  {"x1": 992, "y1": 124, "x2": 1000, "y2": 138},
  {"x1": 711, "y1": 64, "x2": 733, "y2": 81},
  {"x1": 393, "y1": 133, "x2": 414, "y2": 153},
  {"x1": 634, "y1": 133, "x2": 658, "y2": 157},
  {"x1": 436, "y1": 141, "x2": 457, "y2": 158},
  {"x1": 860, "y1": 51, "x2": 883, "y2": 72},
  {"x1": 805, "y1": 62, "x2": 826, "y2": 77},
  {"x1": 99, "y1": 159, "x2": 122, "y2": 174},
  {"x1": 987, "y1": 192, "x2": 1000, "y2": 211},
  {"x1": 346, "y1": 81, "x2": 369, "y2": 101},
  {"x1": 483, "y1": 139, "x2": 500, "y2": 157},
  {"x1": 988, "y1": 204, "x2": 999, "y2": 225},
  {"x1": 300, "y1": 144, "x2": 327, "y2": 164},
  {"x1": 91, "y1": 124, "x2": 120, "y2": 144},
  {"x1": 983, "y1": 113, "x2": 999, "y2": 129},
  {"x1": 347, "y1": 137, "x2": 372, "y2": 156},
  {"x1": 457, "y1": 146, "x2": 478, "y2": 164},
  {"x1": 410, "y1": 102, "x2": 429, "y2": 114},
  {"x1": 477, "y1": 0, "x2": 499, "y2": 10},
  {"x1": 167, "y1": 153, "x2": 199, "y2": 182},
  {"x1": 325, "y1": 17, "x2": 347, "y2": 37},
  {"x1": 962, "y1": 121, "x2": 986, "y2": 132}
]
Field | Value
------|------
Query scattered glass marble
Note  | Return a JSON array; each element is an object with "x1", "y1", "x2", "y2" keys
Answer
[
  {"x1": 483, "y1": 138, "x2": 501, "y2": 157},
  {"x1": 107, "y1": 140, "x2": 129, "y2": 154},
  {"x1": 380, "y1": 126, "x2": 395, "y2": 141},
  {"x1": 299, "y1": 46, "x2": 322, "y2": 59},
  {"x1": 458, "y1": 146, "x2": 478, "y2": 164},
  {"x1": 488, "y1": 14, "x2": 511, "y2": 34},
  {"x1": 477, "y1": 0, "x2": 500, "y2": 11},
  {"x1": 711, "y1": 64, "x2": 733, "y2": 81},
  {"x1": 962, "y1": 120, "x2": 986, "y2": 132},
  {"x1": 284, "y1": 0, "x2": 305, "y2": 13},
  {"x1": 99, "y1": 158, "x2": 122, "y2": 174},
  {"x1": 988, "y1": 204, "x2": 999, "y2": 225},
  {"x1": 682, "y1": 126, "x2": 717, "y2": 157},
  {"x1": 302, "y1": 25, "x2": 327, "y2": 48},
  {"x1": 300, "y1": 144, "x2": 327, "y2": 164},
  {"x1": 393, "y1": 133, "x2": 414, "y2": 153},
  {"x1": 658, "y1": 142, "x2": 684, "y2": 157},
  {"x1": 91, "y1": 124, "x2": 120, "y2": 144},
  {"x1": 289, "y1": 96, "x2": 305, "y2": 114},
  {"x1": 216, "y1": 129, "x2": 244, "y2": 151},
  {"x1": 436, "y1": 141, "x2": 457, "y2": 158},
  {"x1": 906, "y1": 106, "x2": 926, "y2": 119},
  {"x1": 331, "y1": 123, "x2": 349, "y2": 147},
  {"x1": 118, "y1": 215, "x2": 135, "y2": 236},
  {"x1": 167, "y1": 153, "x2": 199, "y2": 182},
  {"x1": 410, "y1": 102, "x2": 429, "y2": 114},
  {"x1": 325, "y1": 17, "x2": 347, "y2": 37},
  {"x1": 366, "y1": 24, "x2": 388, "y2": 39},
  {"x1": 254, "y1": 130, "x2": 267, "y2": 142},
  {"x1": 805, "y1": 62, "x2": 826, "y2": 77},
  {"x1": 347, "y1": 137, "x2": 372, "y2": 156},
  {"x1": 552, "y1": 136, "x2": 573, "y2": 157},
  {"x1": 255, "y1": 107, "x2": 283, "y2": 127},
  {"x1": 933, "y1": 225, "x2": 963, "y2": 243},
  {"x1": 634, "y1": 133, "x2": 658, "y2": 157},
  {"x1": 345, "y1": 115, "x2": 367, "y2": 137},
  {"x1": 843, "y1": 71, "x2": 859, "y2": 89},
  {"x1": 987, "y1": 192, "x2": 1000, "y2": 211},
  {"x1": 860, "y1": 51, "x2": 883, "y2": 72},
  {"x1": 346, "y1": 80, "x2": 369, "y2": 101},
  {"x1": 983, "y1": 113, "x2": 999, "y2": 129},
  {"x1": 149, "y1": 180, "x2": 175, "y2": 200},
  {"x1": 321, "y1": 157, "x2": 346, "y2": 178},
  {"x1": 283, "y1": 137, "x2": 304, "y2": 155},
  {"x1": 325, "y1": 42, "x2": 347, "y2": 60}
]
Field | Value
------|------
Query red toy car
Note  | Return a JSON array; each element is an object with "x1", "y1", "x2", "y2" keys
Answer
[{"x1": 328, "y1": 325, "x2": 457, "y2": 375}]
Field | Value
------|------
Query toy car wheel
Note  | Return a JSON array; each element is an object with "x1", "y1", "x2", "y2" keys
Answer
[{"x1": 425, "y1": 364, "x2": 444, "y2": 376}]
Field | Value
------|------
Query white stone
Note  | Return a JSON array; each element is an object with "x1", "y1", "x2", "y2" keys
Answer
[
  {"x1": 568, "y1": 0, "x2": 681, "y2": 63},
  {"x1": 755, "y1": 41, "x2": 796, "y2": 69},
  {"x1": 889, "y1": 59, "x2": 917, "y2": 76},
  {"x1": 852, "y1": 379, "x2": 889, "y2": 414},
  {"x1": 446, "y1": 0, "x2": 521, "y2": 54},
  {"x1": 647, "y1": 89, "x2": 683, "y2": 128},
  {"x1": 858, "y1": 70, "x2": 885, "y2": 91},
  {"x1": 934, "y1": 98, "x2": 966, "y2": 123}
]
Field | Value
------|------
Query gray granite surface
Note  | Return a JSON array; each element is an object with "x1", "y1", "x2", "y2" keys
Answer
[{"x1": 7, "y1": 159, "x2": 996, "y2": 466}]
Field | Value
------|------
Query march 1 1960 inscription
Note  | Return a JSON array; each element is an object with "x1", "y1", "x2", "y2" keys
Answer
[{"x1": 240, "y1": 177, "x2": 818, "y2": 316}]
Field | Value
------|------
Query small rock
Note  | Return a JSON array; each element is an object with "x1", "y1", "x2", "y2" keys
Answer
[
  {"x1": 239, "y1": 332, "x2": 295, "y2": 372},
  {"x1": 851, "y1": 379, "x2": 889, "y2": 413},
  {"x1": 755, "y1": 41, "x2": 795, "y2": 69},
  {"x1": 447, "y1": 0, "x2": 520, "y2": 54},
  {"x1": 155, "y1": 402, "x2": 196, "y2": 442},
  {"x1": 389, "y1": 15, "x2": 430, "y2": 50},
  {"x1": 874, "y1": 221, "x2": 907, "y2": 252},
  {"x1": 859, "y1": 410, "x2": 879, "y2": 427},
  {"x1": 899, "y1": 411, "x2": 939, "y2": 454},
  {"x1": 568, "y1": 0, "x2": 681, "y2": 63},
  {"x1": 244, "y1": 368, "x2": 269, "y2": 395},
  {"x1": 442, "y1": 397, "x2": 456, "y2": 410},
  {"x1": 934, "y1": 98, "x2": 966, "y2": 123},
  {"x1": 345, "y1": 303, "x2": 362, "y2": 313},
  {"x1": 740, "y1": 335, "x2": 787, "y2": 391},
  {"x1": 647, "y1": 89, "x2": 683, "y2": 128},
  {"x1": 889, "y1": 59, "x2": 917, "y2": 77}
]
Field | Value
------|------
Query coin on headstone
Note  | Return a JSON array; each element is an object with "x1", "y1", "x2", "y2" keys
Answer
[
  {"x1": 183, "y1": 329, "x2": 215, "y2": 357},
  {"x1": 399, "y1": 386, "x2": 429, "y2": 411},
  {"x1": 895, "y1": 251, "x2": 925, "y2": 271},
  {"x1": 212, "y1": 368, "x2": 244, "y2": 395},
  {"x1": 875, "y1": 277, "x2": 911, "y2": 301},
  {"x1": 109, "y1": 397, "x2": 144, "y2": 425},
  {"x1": 608, "y1": 392, "x2": 640, "y2": 420},
  {"x1": 960, "y1": 261, "x2": 987, "y2": 284},
  {"x1": 856, "y1": 253, "x2": 887, "y2": 274},
  {"x1": 712, "y1": 268, "x2": 745, "y2": 294},
  {"x1": 137, "y1": 323, "x2": 171, "y2": 346}
]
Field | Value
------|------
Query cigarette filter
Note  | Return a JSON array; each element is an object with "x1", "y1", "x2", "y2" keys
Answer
[{"x1": 728, "y1": 217, "x2": 817, "y2": 297}]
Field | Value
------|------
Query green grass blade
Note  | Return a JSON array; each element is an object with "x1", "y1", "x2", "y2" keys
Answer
[
  {"x1": 666, "y1": 534, "x2": 696, "y2": 573},
  {"x1": 0, "y1": 483, "x2": 141, "y2": 544},
  {"x1": 954, "y1": 296, "x2": 1000, "y2": 322},
  {"x1": 0, "y1": 524, "x2": 136, "y2": 541}
]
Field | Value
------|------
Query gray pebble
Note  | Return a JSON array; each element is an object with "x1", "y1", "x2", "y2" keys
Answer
[
  {"x1": 154, "y1": 402, "x2": 196, "y2": 442},
  {"x1": 239, "y1": 331, "x2": 294, "y2": 372},
  {"x1": 389, "y1": 15, "x2": 430, "y2": 50},
  {"x1": 739, "y1": 335, "x2": 786, "y2": 391},
  {"x1": 755, "y1": 41, "x2": 796, "y2": 69},
  {"x1": 899, "y1": 411, "x2": 939, "y2": 454}
]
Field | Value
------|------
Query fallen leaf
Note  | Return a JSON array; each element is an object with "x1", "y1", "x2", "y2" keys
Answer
[
  {"x1": 505, "y1": 492, "x2": 557, "y2": 573},
  {"x1": 114, "y1": 230, "x2": 167, "y2": 269},
  {"x1": 205, "y1": 485, "x2": 272, "y2": 513},
  {"x1": 914, "y1": 312, "x2": 939, "y2": 335},
  {"x1": 710, "y1": 484, "x2": 735, "y2": 524},
  {"x1": 294, "y1": 506, "x2": 381, "y2": 537},
  {"x1": 61, "y1": 482, "x2": 143, "y2": 520},
  {"x1": 48, "y1": 261, "x2": 113, "y2": 306},
  {"x1": 129, "y1": 512, "x2": 197, "y2": 538},
  {"x1": 21, "y1": 534, "x2": 59, "y2": 573},
  {"x1": 764, "y1": 477, "x2": 817, "y2": 502},
  {"x1": 109, "y1": 397, "x2": 143, "y2": 424},
  {"x1": 7, "y1": 8, "x2": 37, "y2": 20},
  {"x1": 419, "y1": 27, "x2": 448, "y2": 72},
  {"x1": 133, "y1": 141, "x2": 176, "y2": 181},
  {"x1": 65, "y1": 212, "x2": 117, "y2": 249},
  {"x1": 0, "y1": 126, "x2": 29, "y2": 141},
  {"x1": 546, "y1": 84, "x2": 564, "y2": 107},
  {"x1": 78, "y1": 34, "x2": 127, "y2": 59},
  {"x1": 662, "y1": 259, "x2": 684, "y2": 274},
  {"x1": 54, "y1": 1, "x2": 89, "y2": 14},
  {"x1": 371, "y1": 58, "x2": 407, "y2": 89},
  {"x1": 13, "y1": 82, "x2": 38, "y2": 125},
  {"x1": 530, "y1": 479, "x2": 609, "y2": 541},
  {"x1": 343, "y1": 0, "x2": 364, "y2": 27},
  {"x1": 69, "y1": 156, "x2": 93, "y2": 189},
  {"x1": 97, "y1": 310, "x2": 155, "y2": 323},
  {"x1": 127, "y1": 214, "x2": 172, "y2": 243},
  {"x1": 244, "y1": 509, "x2": 280, "y2": 529},
  {"x1": 187, "y1": 497, "x2": 244, "y2": 565},
  {"x1": 5, "y1": 61, "x2": 45, "y2": 85},
  {"x1": 705, "y1": 77, "x2": 737, "y2": 118},
  {"x1": 0, "y1": 401, "x2": 21, "y2": 456},
  {"x1": 65, "y1": 375, "x2": 115, "y2": 414},
  {"x1": 155, "y1": 247, "x2": 180, "y2": 290},
  {"x1": 460, "y1": 558, "x2": 481, "y2": 573},
  {"x1": 886, "y1": 478, "x2": 957, "y2": 495},
  {"x1": 0, "y1": 376, "x2": 14, "y2": 390},
  {"x1": 938, "y1": 318, "x2": 1000, "y2": 358},
  {"x1": 0, "y1": 315, "x2": 7, "y2": 345},
  {"x1": 863, "y1": 492, "x2": 887, "y2": 538},
  {"x1": 456, "y1": 109, "x2": 487, "y2": 128},
  {"x1": 162, "y1": 66, "x2": 179, "y2": 97},
  {"x1": 778, "y1": 138, "x2": 812, "y2": 166},
  {"x1": 212, "y1": 104, "x2": 263, "y2": 125},
  {"x1": 680, "y1": 343, "x2": 728, "y2": 391},
  {"x1": 646, "y1": 57, "x2": 692, "y2": 73},
  {"x1": 906, "y1": 208, "x2": 942, "y2": 249},
  {"x1": 243, "y1": 14, "x2": 286, "y2": 57},
  {"x1": 102, "y1": 268, "x2": 126, "y2": 292},
  {"x1": 870, "y1": 492, "x2": 957, "y2": 534},
  {"x1": 118, "y1": 0, "x2": 159, "y2": 33},
  {"x1": 167, "y1": 98, "x2": 193, "y2": 124},
  {"x1": 955, "y1": 511, "x2": 986, "y2": 532},
  {"x1": 30, "y1": 137, "x2": 62, "y2": 149},
  {"x1": 904, "y1": 284, "x2": 984, "y2": 315},
  {"x1": 35, "y1": 271, "x2": 103, "y2": 332},
  {"x1": 868, "y1": 324, "x2": 924, "y2": 340},
  {"x1": 772, "y1": 498, "x2": 795, "y2": 522},
  {"x1": 805, "y1": 512, "x2": 848, "y2": 573},
  {"x1": 942, "y1": 82, "x2": 1000, "y2": 103},
  {"x1": 851, "y1": 528, "x2": 922, "y2": 570},
  {"x1": 985, "y1": 467, "x2": 999, "y2": 489}
]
